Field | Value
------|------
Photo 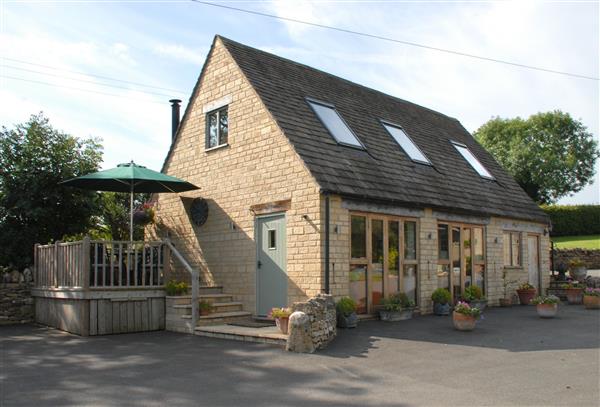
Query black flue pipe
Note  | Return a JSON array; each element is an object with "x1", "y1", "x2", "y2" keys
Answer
[{"x1": 169, "y1": 99, "x2": 182, "y2": 140}]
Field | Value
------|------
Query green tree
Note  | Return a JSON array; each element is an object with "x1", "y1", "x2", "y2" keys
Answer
[
  {"x1": 97, "y1": 192, "x2": 150, "y2": 241},
  {"x1": 0, "y1": 113, "x2": 103, "y2": 268},
  {"x1": 474, "y1": 111, "x2": 599, "y2": 204}
]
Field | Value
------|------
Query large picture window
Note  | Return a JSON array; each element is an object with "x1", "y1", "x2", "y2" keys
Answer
[{"x1": 350, "y1": 213, "x2": 418, "y2": 314}]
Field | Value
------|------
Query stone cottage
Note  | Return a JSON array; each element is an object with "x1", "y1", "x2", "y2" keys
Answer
[{"x1": 156, "y1": 35, "x2": 550, "y2": 318}]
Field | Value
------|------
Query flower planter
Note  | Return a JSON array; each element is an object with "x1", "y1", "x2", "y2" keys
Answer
[
  {"x1": 499, "y1": 298, "x2": 512, "y2": 307},
  {"x1": 200, "y1": 308, "x2": 210, "y2": 316},
  {"x1": 275, "y1": 317, "x2": 289, "y2": 334},
  {"x1": 516, "y1": 289, "x2": 536, "y2": 305},
  {"x1": 565, "y1": 288, "x2": 583, "y2": 305},
  {"x1": 379, "y1": 308, "x2": 414, "y2": 322},
  {"x1": 570, "y1": 266, "x2": 587, "y2": 282},
  {"x1": 583, "y1": 295, "x2": 600, "y2": 310},
  {"x1": 452, "y1": 311, "x2": 476, "y2": 331},
  {"x1": 468, "y1": 299, "x2": 487, "y2": 312},
  {"x1": 536, "y1": 303, "x2": 558, "y2": 318},
  {"x1": 433, "y1": 302, "x2": 450, "y2": 316},
  {"x1": 337, "y1": 312, "x2": 358, "y2": 328}
]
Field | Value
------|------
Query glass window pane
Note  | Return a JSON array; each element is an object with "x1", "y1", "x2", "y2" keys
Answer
[
  {"x1": 308, "y1": 101, "x2": 363, "y2": 148},
  {"x1": 404, "y1": 221, "x2": 417, "y2": 260},
  {"x1": 350, "y1": 265, "x2": 367, "y2": 314},
  {"x1": 452, "y1": 142, "x2": 494, "y2": 179},
  {"x1": 372, "y1": 219, "x2": 383, "y2": 264},
  {"x1": 383, "y1": 123, "x2": 430, "y2": 164},
  {"x1": 438, "y1": 224, "x2": 449, "y2": 260},
  {"x1": 219, "y1": 108, "x2": 228, "y2": 145},
  {"x1": 452, "y1": 227, "x2": 461, "y2": 301},
  {"x1": 207, "y1": 112, "x2": 218, "y2": 148},
  {"x1": 388, "y1": 221, "x2": 400, "y2": 295},
  {"x1": 464, "y1": 228, "x2": 472, "y2": 288},
  {"x1": 473, "y1": 227, "x2": 484, "y2": 262},
  {"x1": 403, "y1": 265, "x2": 417, "y2": 305},
  {"x1": 474, "y1": 264, "x2": 485, "y2": 293},
  {"x1": 372, "y1": 264, "x2": 383, "y2": 307},
  {"x1": 512, "y1": 233, "x2": 520, "y2": 266},
  {"x1": 268, "y1": 230, "x2": 276, "y2": 249},
  {"x1": 436, "y1": 264, "x2": 450, "y2": 289},
  {"x1": 503, "y1": 232, "x2": 511, "y2": 266},
  {"x1": 351, "y1": 216, "x2": 366, "y2": 258}
]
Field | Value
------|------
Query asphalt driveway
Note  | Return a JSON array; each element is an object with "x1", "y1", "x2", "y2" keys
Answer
[{"x1": 1, "y1": 306, "x2": 598, "y2": 407}]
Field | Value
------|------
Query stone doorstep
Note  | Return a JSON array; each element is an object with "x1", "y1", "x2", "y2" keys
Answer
[{"x1": 194, "y1": 324, "x2": 287, "y2": 346}]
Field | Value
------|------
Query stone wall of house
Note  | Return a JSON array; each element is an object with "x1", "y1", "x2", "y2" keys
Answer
[
  {"x1": 1, "y1": 282, "x2": 35, "y2": 325},
  {"x1": 155, "y1": 37, "x2": 323, "y2": 313},
  {"x1": 291, "y1": 294, "x2": 336, "y2": 350},
  {"x1": 553, "y1": 249, "x2": 600, "y2": 270}
]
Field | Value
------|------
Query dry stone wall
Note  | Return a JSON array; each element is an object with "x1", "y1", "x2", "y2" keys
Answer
[
  {"x1": 554, "y1": 249, "x2": 600, "y2": 270},
  {"x1": 290, "y1": 293, "x2": 336, "y2": 351},
  {"x1": 1, "y1": 282, "x2": 34, "y2": 325}
]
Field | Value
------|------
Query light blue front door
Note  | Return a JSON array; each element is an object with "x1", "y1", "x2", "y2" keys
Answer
[{"x1": 256, "y1": 214, "x2": 287, "y2": 316}]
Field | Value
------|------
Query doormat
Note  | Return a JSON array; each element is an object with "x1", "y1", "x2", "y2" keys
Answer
[{"x1": 227, "y1": 320, "x2": 274, "y2": 328}]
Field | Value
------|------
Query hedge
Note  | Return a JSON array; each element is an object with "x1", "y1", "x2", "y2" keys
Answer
[{"x1": 542, "y1": 205, "x2": 600, "y2": 237}]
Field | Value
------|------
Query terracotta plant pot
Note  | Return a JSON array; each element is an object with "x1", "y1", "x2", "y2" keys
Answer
[
  {"x1": 275, "y1": 317, "x2": 289, "y2": 334},
  {"x1": 536, "y1": 303, "x2": 558, "y2": 318},
  {"x1": 499, "y1": 298, "x2": 512, "y2": 307},
  {"x1": 516, "y1": 289, "x2": 536, "y2": 305},
  {"x1": 452, "y1": 311, "x2": 476, "y2": 331},
  {"x1": 565, "y1": 288, "x2": 583, "y2": 305},
  {"x1": 200, "y1": 308, "x2": 211, "y2": 316},
  {"x1": 583, "y1": 295, "x2": 600, "y2": 309}
]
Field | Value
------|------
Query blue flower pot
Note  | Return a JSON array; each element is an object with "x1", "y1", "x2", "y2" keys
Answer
[{"x1": 433, "y1": 302, "x2": 450, "y2": 316}]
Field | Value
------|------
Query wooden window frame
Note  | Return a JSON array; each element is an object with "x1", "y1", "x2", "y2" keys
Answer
[
  {"x1": 205, "y1": 105, "x2": 229, "y2": 150},
  {"x1": 349, "y1": 211, "x2": 420, "y2": 313},
  {"x1": 503, "y1": 231, "x2": 522, "y2": 267}
]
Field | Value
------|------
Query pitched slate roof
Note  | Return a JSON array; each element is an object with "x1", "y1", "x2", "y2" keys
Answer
[{"x1": 217, "y1": 36, "x2": 548, "y2": 224}]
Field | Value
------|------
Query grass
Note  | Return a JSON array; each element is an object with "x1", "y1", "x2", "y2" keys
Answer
[{"x1": 552, "y1": 235, "x2": 600, "y2": 250}]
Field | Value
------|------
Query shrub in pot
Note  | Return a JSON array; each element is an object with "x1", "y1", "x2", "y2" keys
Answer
[
  {"x1": 568, "y1": 258, "x2": 587, "y2": 282},
  {"x1": 583, "y1": 288, "x2": 600, "y2": 309},
  {"x1": 379, "y1": 293, "x2": 415, "y2": 322},
  {"x1": 336, "y1": 296, "x2": 358, "y2": 328},
  {"x1": 431, "y1": 288, "x2": 451, "y2": 316},
  {"x1": 560, "y1": 282, "x2": 584, "y2": 304},
  {"x1": 165, "y1": 280, "x2": 190, "y2": 296},
  {"x1": 199, "y1": 300, "x2": 213, "y2": 316},
  {"x1": 269, "y1": 307, "x2": 292, "y2": 334},
  {"x1": 531, "y1": 295, "x2": 560, "y2": 318},
  {"x1": 500, "y1": 269, "x2": 518, "y2": 307},
  {"x1": 461, "y1": 285, "x2": 487, "y2": 311},
  {"x1": 452, "y1": 301, "x2": 482, "y2": 331},
  {"x1": 516, "y1": 282, "x2": 536, "y2": 305}
]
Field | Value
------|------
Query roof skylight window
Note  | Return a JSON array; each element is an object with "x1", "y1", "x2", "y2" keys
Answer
[
  {"x1": 452, "y1": 141, "x2": 494, "y2": 179},
  {"x1": 307, "y1": 99, "x2": 364, "y2": 148},
  {"x1": 381, "y1": 121, "x2": 431, "y2": 164}
]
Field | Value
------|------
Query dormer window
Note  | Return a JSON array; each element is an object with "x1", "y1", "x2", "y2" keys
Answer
[
  {"x1": 381, "y1": 121, "x2": 431, "y2": 165},
  {"x1": 451, "y1": 141, "x2": 494, "y2": 179},
  {"x1": 307, "y1": 99, "x2": 364, "y2": 149},
  {"x1": 206, "y1": 106, "x2": 228, "y2": 149}
]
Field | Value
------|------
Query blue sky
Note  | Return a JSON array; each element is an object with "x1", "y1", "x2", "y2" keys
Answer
[{"x1": 1, "y1": 0, "x2": 598, "y2": 204}]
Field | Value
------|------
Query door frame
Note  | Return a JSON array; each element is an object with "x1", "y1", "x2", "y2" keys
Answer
[
  {"x1": 527, "y1": 233, "x2": 542, "y2": 294},
  {"x1": 254, "y1": 212, "x2": 287, "y2": 316}
]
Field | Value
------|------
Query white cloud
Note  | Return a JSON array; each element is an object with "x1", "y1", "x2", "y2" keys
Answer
[{"x1": 151, "y1": 43, "x2": 207, "y2": 65}]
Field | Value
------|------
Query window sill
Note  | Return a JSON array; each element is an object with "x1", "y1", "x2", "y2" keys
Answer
[
  {"x1": 503, "y1": 266, "x2": 523, "y2": 270},
  {"x1": 205, "y1": 143, "x2": 229, "y2": 153}
]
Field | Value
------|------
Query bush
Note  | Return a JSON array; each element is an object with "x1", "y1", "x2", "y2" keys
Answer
[
  {"x1": 462, "y1": 285, "x2": 484, "y2": 301},
  {"x1": 381, "y1": 293, "x2": 415, "y2": 311},
  {"x1": 542, "y1": 205, "x2": 600, "y2": 237},
  {"x1": 165, "y1": 280, "x2": 189, "y2": 296},
  {"x1": 336, "y1": 297, "x2": 357, "y2": 317},
  {"x1": 431, "y1": 288, "x2": 451, "y2": 304}
]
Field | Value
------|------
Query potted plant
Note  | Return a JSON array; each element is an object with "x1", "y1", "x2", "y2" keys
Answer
[
  {"x1": 452, "y1": 301, "x2": 482, "y2": 331},
  {"x1": 133, "y1": 202, "x2": 156, "y2": 226},
  {"x1": 555, "y1": 262, "x2": 568, "y2": 281},
  {"x1": 516, "y1": 282, "x2": 536, "y2": 305},
  {"x1": 583, "y1": 288, "x2": 600, "y2": 309},
  {"x1": 500, "y1": 269, "x2": 518, "y2": 307},
  {"x1": 270, "y1": 307, "x2": 292, "y2": 334},
  {"x1": 165, "y1": 280, "x2": 190, "y2": 296},
  {"x1": 199, "y1": 300, "x2": 213, "y2": 316},
  {"x1": 379, "y1": 293, "x2": 415, "y2": 321},
  {"x1": 431, "y1": 288, "x2": 451, "y2": 316},
  {"x1": 569, "y1": 258, "x2": 587, "y2": 282},
  {"x1": 531, "y1": 295, "x2": 560, "y2": 318},
  {"x1": 461, "y1": 285, "x2": 487, "y2": 311},
  {"x1": 560, "y1": 282, "x2": 584, "y2": 304},
  {"x1": 336, "y1": 296, "x2": 358, "y2": 328}
]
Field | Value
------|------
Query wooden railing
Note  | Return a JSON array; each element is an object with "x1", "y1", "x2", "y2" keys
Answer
[{"x1": 34, "y1": 237, "x2": 167, "y2": 290}]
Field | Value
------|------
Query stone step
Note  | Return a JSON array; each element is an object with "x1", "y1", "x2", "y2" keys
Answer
[
  {"x1": 171, "y1": 301, "x2": 244, "y2": 315},
  {"x1": 194, "y1": 324, "x2": 287, "y2": 346},
  {"x1": 166, "y1": 293, "x2": 235, "y2": 306},
  {"x1": 182, "y1": 310, "x2": 253, "y2": 326}
]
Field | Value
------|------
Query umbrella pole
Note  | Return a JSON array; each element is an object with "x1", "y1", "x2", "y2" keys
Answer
[{"x1": 130, "y1": 184, "x2": 134, "y2": 242}]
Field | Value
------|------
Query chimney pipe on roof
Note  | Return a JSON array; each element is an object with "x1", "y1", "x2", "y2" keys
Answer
[{"x1": 169, "y1": 99, "x2": 182, "y2": 141}]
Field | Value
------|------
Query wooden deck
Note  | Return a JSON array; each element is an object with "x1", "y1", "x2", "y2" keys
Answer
[{"x1": 32, "y1": 238, "x2": 171, "y2": 336}]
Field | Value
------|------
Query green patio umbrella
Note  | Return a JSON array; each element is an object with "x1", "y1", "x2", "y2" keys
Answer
[{"x1": 61, "y1": 161, "x2": 199, "y2": 241}]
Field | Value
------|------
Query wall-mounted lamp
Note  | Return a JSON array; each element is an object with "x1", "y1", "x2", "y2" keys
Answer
[
  {"x1": 334, "y1": 225, "x2": 339, "y2": 234},
  {"x1": 543, "y1": 228, "x2": 548, "y2": 236},
  {"x1": 302, "y1": 214, "x2": 309, "y2": 221},
  {"x1": 494, "y1": 237, "x2": 499, "y2": 244},
  {"x1": 427, "y1": 233, "x2": 432, "y2": 240}
]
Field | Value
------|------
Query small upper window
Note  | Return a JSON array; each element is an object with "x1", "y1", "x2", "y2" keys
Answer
[
  {"x1": 452, "y1": 141, "x2": 494, "y2": 179},
  {"x1": 206, "y1": 106, "x2": 228, "y2": 149},
  {"x1": 382, "y1": 122, "x2": 430, "y2": 164},
  {"x1": 307, "y1": 99, "x2": 363, "y2": 148}
]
